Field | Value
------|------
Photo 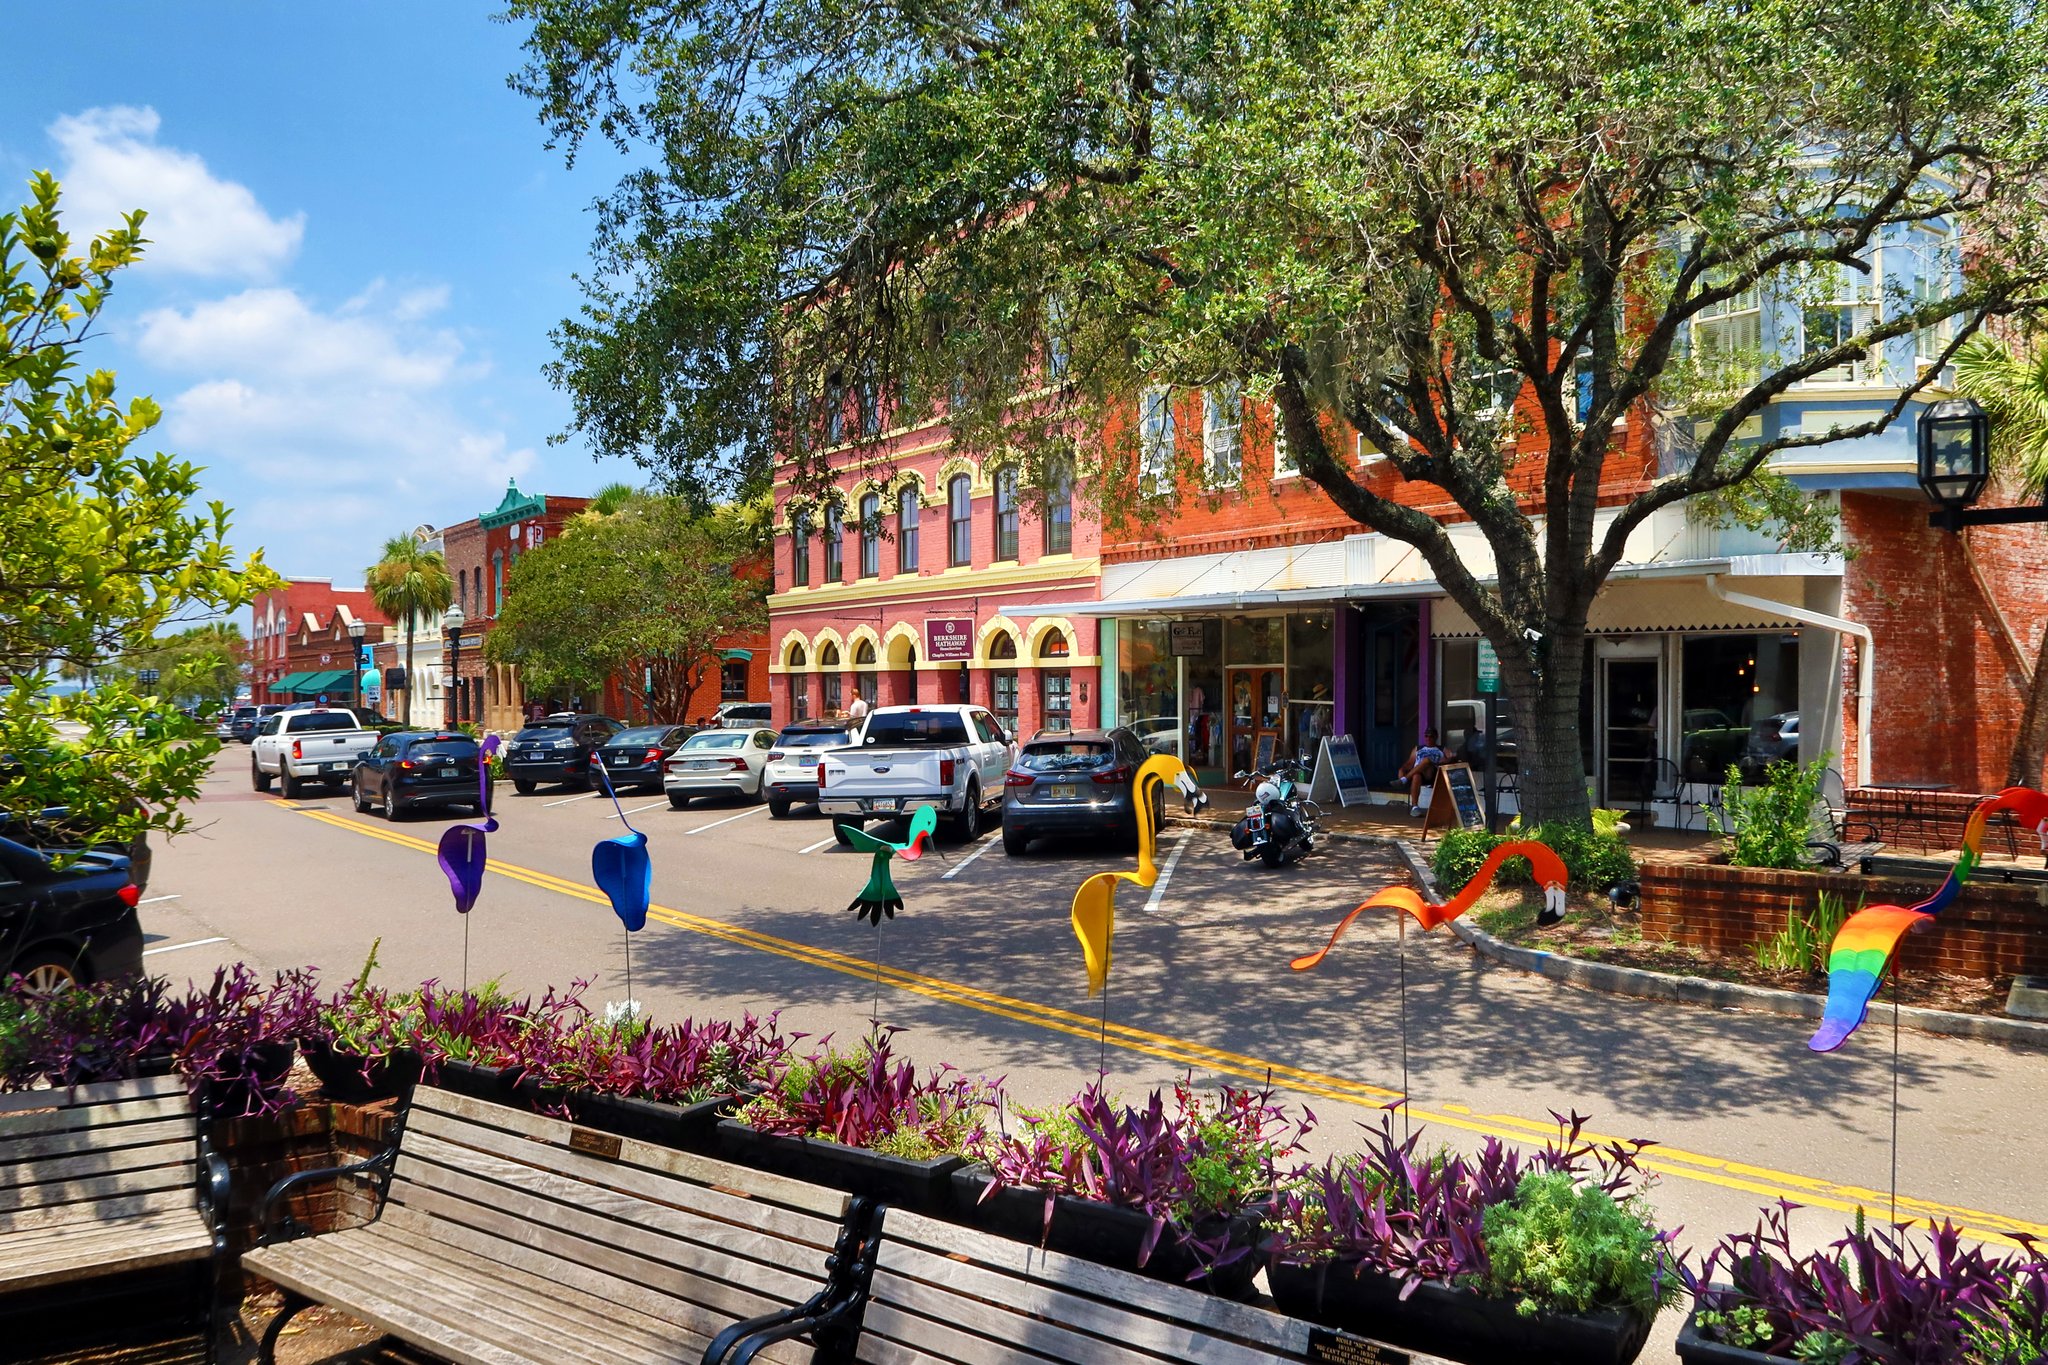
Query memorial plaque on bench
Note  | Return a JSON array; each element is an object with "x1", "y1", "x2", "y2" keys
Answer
[
  {"x1": 568, "y1": 1126, "x2": 623, "y2": 1159},
  {"x1": 1308, "y1": 1326, "x2": 1412, "y2": 1365}
]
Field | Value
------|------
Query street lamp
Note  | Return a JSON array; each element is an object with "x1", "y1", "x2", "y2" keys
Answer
[
  {"x1": 442, "y1": 604, "x2": 467, "y2": 728},
  {"x1": 1917, "y1": 397, "x2": 2048, "y2": 531},
  {"x1": 347, "y1": 619, "x2": 367, "y2": 713}
]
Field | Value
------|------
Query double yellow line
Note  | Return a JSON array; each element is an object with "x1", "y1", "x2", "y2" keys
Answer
[{"x1": 294, "y1": 806, "x2": 2048, "y2": 1248}]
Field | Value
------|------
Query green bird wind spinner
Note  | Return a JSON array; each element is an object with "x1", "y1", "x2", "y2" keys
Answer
[{"x1": 843, "y1": 806, "x2": 939, "y2": 924}]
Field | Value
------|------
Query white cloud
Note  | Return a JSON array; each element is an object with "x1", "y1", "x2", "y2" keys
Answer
[{"x1": 50, "y1": 105, "x2": 303, "y2": 279}]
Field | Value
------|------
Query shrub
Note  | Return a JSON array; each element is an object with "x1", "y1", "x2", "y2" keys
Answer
[
  {"x1": 734, "y1": 1030, "x2": 999, "y2": 1160},
  {"x1": 1429, "y1": 823, "x2": 1637, "y2": 895},
  {"x1": 1714, "y1": 757, "x2": 1830, "y2": 870},
  {"x1": 1751, "y1": 891, "x2": 1857, "y2": 976},
  {"x1": 1476, "y1": 1170, "x2": 1676, "y2": 1318}
]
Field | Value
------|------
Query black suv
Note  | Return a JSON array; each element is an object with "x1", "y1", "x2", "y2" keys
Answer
[
  {"x1": 504, "y1": 713, "x2": 623, "y2": 793},
  {"x1": 352, "y1": 731, "x2": 492, "y2": 820},
  {"x1": 0, "y1": 834, "x2": 145, "y2": 993}
]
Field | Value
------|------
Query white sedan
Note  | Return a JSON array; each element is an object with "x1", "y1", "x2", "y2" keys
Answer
[{"x1": 664, "y1": 727, "x2": 778, "y2": 808}]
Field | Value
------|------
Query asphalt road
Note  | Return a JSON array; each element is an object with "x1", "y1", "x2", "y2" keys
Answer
[{"x1": 138, "y1": 746, "x2": 2048, "y2": 1362}]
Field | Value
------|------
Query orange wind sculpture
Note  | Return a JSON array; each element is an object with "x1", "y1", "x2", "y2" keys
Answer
[{"x1": 1291, "y1": 839, "x2": 1569, "y2": 972}]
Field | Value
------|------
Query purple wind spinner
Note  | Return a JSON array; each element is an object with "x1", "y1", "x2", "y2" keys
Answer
[{"x1": 436, "y1": 735, "x2": 502, "y2": 915}]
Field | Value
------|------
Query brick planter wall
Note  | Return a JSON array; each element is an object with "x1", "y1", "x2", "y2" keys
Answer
[
  {"x1": 212, "y1": 1095, "x2": 399, "y2": 1293},
  {"x1": 1639, "y1": 860, "x2": 2048, "y2": 978}
]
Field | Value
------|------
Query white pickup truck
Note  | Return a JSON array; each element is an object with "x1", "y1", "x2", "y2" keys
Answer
[
  {"x1": 250, "y1": 708, "x2": 382, "y2": 798},
  {"x1": 818, "y1": 704, "x2": 1014, "y2": 844}
]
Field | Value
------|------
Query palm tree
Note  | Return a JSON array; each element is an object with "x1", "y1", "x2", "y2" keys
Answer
[
  {"x1": 365, "y1": 533, "x2": 454, "y2": 727},
  {"x1": 1951, "y1": 333, "x2": 2048, "y2": 786}
]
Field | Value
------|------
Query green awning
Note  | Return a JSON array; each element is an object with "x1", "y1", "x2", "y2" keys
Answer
[
  {"x1": 719, "y1": 648, "x2": 754, "y2": 662},
  {"x1": 282, "y1": 669, "x2": 351, "y2": 695}
]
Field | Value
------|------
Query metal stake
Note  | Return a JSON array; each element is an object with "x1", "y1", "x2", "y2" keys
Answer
[
  {"x1": 1398, "y1": 911, "x2": 1412, "y2": 1142},
  {"x1": 1891, "y1": 962, "x2": 1901, "y2": 1226}
]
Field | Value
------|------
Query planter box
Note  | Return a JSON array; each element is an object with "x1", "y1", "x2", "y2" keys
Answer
[
  {"x1": 1267, "y1": 1260, "x2": 1654, "y2": 1365},
  {"x1": 301, "y1": 1040, "x2": 422, "y2": 1105},
  {"x1": 949, "y1": 1166, "x2": 1263, "y2": 1299},
  {"x1": 526, "y1": 1082, "x2": 735, "y2": 1155},
  {"x1": 433, "y1": 1058, "x2": 518, "y2": 1105},
  {"x1": 1675, "y1": 1305, "x2": 1778, "y2": 1363},
  {"x1": 716, "y1": 1118, "x2": 962, "y2": 1213}
]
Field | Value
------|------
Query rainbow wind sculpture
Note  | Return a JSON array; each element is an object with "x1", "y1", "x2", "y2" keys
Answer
[
  {"x1": 1809, "y1": 786, "x2": 2048, "y2": 1053},
  {"x1": 1290, "y1": 839, "x2": 1569, "y2": 972}
]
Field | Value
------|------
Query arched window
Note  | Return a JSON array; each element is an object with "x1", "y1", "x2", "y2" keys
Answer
[
  {"x1": 492, "y1": 552, "x2": 504, "y2": 613},
  {"x1": 854, "y1": 639, "x2": 877, "y2": 667},
  {"x1": 994, "y1": 467, "x2": 1019, "y2": 561},
  {"x1": 988, "y1": 633, "x2": 1019, "y2": 735},
  {"x1": 1044, "y1": 460, "x2": 1073, "y2": 555},
  {"x1": 819, "y1": 641, "x2": 843, "y2": 714},
  {"x1": 788, "y1": 642, "x2": 810, "y2": 718},
  {"x1": 854, "y1": 639, "x2": 878, "y2": 708},
  {"x1": 1039, "y1": 628, "x2": 1070, "y2": 660},
  {"x1": 897, "y1": 485, "x2": 920, "y2": 572},
  {"x1": 948, "y1": 475, "x2": 972, "y2": 567},
  {"x1": 859, "y1": 492, "x2": 881, "y2": 577},
  {"x1": 790, "y1": 509, "x2": 811, "y2": 587},
  {"x1": 823, "y1": 502, "x2": 844, "y2": 581}
]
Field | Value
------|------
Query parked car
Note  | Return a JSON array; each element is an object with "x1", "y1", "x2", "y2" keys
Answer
[
  {"x1": 710, "y1": 701, "x2": 773, "y2": 730},
  {"x1": 351, "y1": 731, "x2": 493, "y2": 821},
  {"x1": 230, "y1": 703, "x2": 285, "y2": 744},
  {"x1": 1443, "y1": 698, "x2": 1518, "y2": 772},
  {"x1": 249, "y1": 708, "x2": 382, "y2": 798},
  {"x1": 0, "y1": 807, "x2": 152, "y2": 899},
  {"x1": 1680, "y1": 707, "x2": 1748, "y2": 781},
  {"x1": 0, "y1": 834, "x2": 144, "y2": 994},
  {"x1": 593, "y1": 724, "x2": 699, "y2": 794},
  {"x1": 761, "y1": 721, "x2": 863, "y2": 818},
  {"x1": 504, "y1": 713, "x2": 624, "y2": 794},
  {"x1": 1742, "y1": 712, "x2": 1800, "y2": 778},
  {"x1": 219, "y1": 704, "x2": 257, "y2": 740},
  {"x1": 1129, "y1": 716, "x2": 1181, "y2": 757},
  {"x1": 1001, "y1": 728, "x2": 1158, "y2": 855},
  {"x1": 664, "y1": 727, "x2": 777, "y2": 807},
  {"x1": 819, "y1": 704, "x2": 1013, "y2": 843}
]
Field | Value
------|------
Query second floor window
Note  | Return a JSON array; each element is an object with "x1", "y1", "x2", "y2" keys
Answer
[
  {"x1": 859, "y1": 492, "x2": 880, "y2": 578},
  {"x1": 1140, "y1": 386, "x2": 1174, "y2": 491},
  {"x1": 1044, "y1": 461, "x2": 1072, "y2": 554},
  {"x1": 790, "y1": 511, "x2": 811, "y2": 586},
  {"x1": 994, "y1": 467, "x2": 1019, "y2": 562},
  {"x1": 1204, "y1": 384, "x2": 1242, "y2": 484},
  {"x1": 948, "y1": 475, "x2": 972, "y2": 567},
  {"x1": 824, "y1": 503, "x2": 844, "y2": 581},
  {"x1": 898, "y1": 486, "x2": 920, "y2": 572},
  {"x1": 1693, "y1": 284, "x2": 1762, "y2": 384}
]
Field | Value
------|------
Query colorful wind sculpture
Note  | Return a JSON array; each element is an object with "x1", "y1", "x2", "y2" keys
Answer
[
  {"x1": 590, "y1": 763, "x2": 656, "y2": 1005},
  {"x1": 1289, "y1": 838, "x2": 1569, "y2": 972},
  {"x1": 1071, "y1": 754, "x2": 1188, "y2": 997},
  {"x1": 434, "y1": 735, "x2": 502, "y2": 991},
  {"x1": 1809, "y1": 785, "x2": 2048, "y2": 1053},
  {"x1": 843, "y1": 806, "x2": 939, "y2": 924}
]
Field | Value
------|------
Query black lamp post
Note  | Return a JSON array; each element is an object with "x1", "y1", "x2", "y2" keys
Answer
[
  {"x1": 1918, "y1": 396, "x2": 2048, "y2": 531},
  {"x1": 442, "y1": 604, "x2": 467, "y2": 728},
  {"x1": 347, "y1": 619, "x2": 367, "y2": 713}
]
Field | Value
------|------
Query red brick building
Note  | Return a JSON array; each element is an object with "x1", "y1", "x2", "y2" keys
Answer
[
  {"x1": 249, "y1": 580, "x2": 387, "y2": 706},
  {"x1": 440, "y1": 482, "x2": 593, "y2": 732}
]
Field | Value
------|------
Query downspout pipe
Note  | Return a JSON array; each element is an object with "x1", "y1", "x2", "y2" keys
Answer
[{"x1": 1705, "y1": 575, "x2": 1873, "y2": 785}]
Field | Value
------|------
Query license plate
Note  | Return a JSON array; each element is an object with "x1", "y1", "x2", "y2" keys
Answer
[
  {"x1": 1246, "y1": 810, "x2": 1265, "y2": 831},
  {"x1": 326, "y1": 762, "x2": 348, "y2": 773},
  {"x1": 610, "y1": 755, "x2": 631, "y2": 765},
  {"x1": 689, "y1": 760, "x2": 719, "y2": 771},
  {"x1": 1049, "y1": 784, "x2": 1077, "y2": 800},
  {"x1": 519, "y1": 749, "x2": 539, "y2": 759},
  {"x1": 440, "y1": 767, "x2": 459, "y2": 778},
  {"x1": 869, "y1": 798, "x2": 899, "y2": 813}
]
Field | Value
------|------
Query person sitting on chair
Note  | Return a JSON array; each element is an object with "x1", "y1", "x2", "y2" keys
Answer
[{"x1": 1399, "y1": 729, "x2": 1446, "y2": 816}]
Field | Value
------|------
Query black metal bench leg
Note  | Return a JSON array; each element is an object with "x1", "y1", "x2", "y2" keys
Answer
[{"x1": 258, "y1": 1290, "x2": 311, "y2": 1365}]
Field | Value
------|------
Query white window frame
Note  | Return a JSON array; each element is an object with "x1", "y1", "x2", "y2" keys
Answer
[
  {"x1": 1271, "y1": 404, "x2": 1298, "y2": 479},
  {"x1": 1140, "y1": 386, "x2": 1175, "y2": 491},
  {"x1": 1357, "y1": 430, "x2": 1386, "y2": 467},
  {"x1": 1203, "y1": 384, "x2": 1243, "y2": 486}
]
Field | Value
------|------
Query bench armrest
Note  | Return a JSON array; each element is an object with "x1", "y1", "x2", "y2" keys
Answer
[
  {"x1": 711, "y1": 1292, "x2": 866, "y2": 1365},
  {"x1": 255, "y1": 1146, "x2": 398, "y2": 1246}
]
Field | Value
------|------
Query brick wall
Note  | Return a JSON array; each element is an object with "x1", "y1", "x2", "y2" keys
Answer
[
  {"x1": 1639, "y1": 859, "x2": 2048, "y2": 978},
  {"x1": 1843, "y1": 491, "x2": 2048, "y2": 791},
  {"x1": 213, "y1": 1098, "x2": 398, "y2": 1294}
]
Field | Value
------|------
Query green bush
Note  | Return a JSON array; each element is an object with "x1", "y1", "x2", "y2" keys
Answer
[
  {"x1": 1474, "y1": 1170, "x2": 1677, "y2": 1318},
  {"x1": 1429, "y1": 823, "x2": 1637, "y2": 896},
  {"x1": 1713, "y1": 757, "x2": 1829, "y2": 869},
  {"x1": 1752, "y1": 890, "x2": 1857, "y2": 975}
]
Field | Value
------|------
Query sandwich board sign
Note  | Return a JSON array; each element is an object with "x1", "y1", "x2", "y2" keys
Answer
[{"x1": 1308, "y1": 735, "x2": 1373, "y2": 808}]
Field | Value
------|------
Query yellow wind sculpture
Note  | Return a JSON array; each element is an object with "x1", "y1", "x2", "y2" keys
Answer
[{"x1": 1070, "y1": 754, "x2": 1187, "y2": 996}]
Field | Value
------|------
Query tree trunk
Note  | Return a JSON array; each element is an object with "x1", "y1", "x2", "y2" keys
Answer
[
  {"x1": 2009, "y1": 622, "x2": 2048, "y2": 788},
  {"x1": 1501, "y1": 624, "x2": 1593, "y2": 830}
]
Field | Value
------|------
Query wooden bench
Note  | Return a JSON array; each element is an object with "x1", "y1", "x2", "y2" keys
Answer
[
  {"x1": 854, "y1": 1205, "x2": 1457, "y2": 1365},
  {"x1": 0, "y1": 1073, "x2": 229, "y2": 1353},
  {"x1": 242, "y1": 1085, "x2": 877, "y2": 1365}
]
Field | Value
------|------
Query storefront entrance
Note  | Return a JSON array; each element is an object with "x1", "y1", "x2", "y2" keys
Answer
[
  {"x1": 1226, "y1": 667, "x2": 1285, "y2": 775},
  {"x1": 1601, "y1": 655, "x2": 1660, "y2": 810}
]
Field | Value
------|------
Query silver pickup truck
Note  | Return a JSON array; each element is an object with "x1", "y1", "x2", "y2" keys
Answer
[
  {"x1": 249, "y1": 708, "x2": 382, "y2": 798},
  {"x1": 818, "y1": 704, "x2": 1014, "y2": 844}
]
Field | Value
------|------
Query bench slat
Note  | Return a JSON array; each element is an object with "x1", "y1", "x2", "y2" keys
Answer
[
  {"x1": 387, "y1": 1154, "x2": 825, "y2": 1313},
  {"x1": 0, "y1": 1215, "x2": 210, "y2": 1293},
  {"x1": 0, "y1": 1073, "x2": 187, "y2": 1114},
  {"x1": 2, "y1": 1138, "x2": 198, "y2": 1192},
  {"x1": 0, "y1": 1092, "x2": 195, "y2": 1139},
  {"x1": 408, "y1": 1087, "x2": 851, "y2": 1217},
  {"x1": 0, "y1": 1188, "x2": 195, "y2": 1235},
  {"x1": 0, "y1": 1116, "x2": 196, "y2": 1166},
  {"x1": 0, "y1": 1158, "x2": 194, "y2": 1215},
  {"x1": 859, "y1": 1299, "x2": 1070, "y2": 1365}
]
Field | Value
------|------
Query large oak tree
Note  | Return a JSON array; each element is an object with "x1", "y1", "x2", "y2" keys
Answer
[{"x1": 510, "y1": 0, "x2": 2048, "y2": 824}]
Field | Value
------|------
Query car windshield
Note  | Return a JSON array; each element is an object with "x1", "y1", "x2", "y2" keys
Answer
[
  {"x1": 861, "y1": 713, "x2": 970, "y2": 746},
  {"x1": 611, "y1": 726, "x2": 675, "y2": 745},
  {"x1": 292, "y1": 711, "x2": 364, "y2": 732},
  {"x1": 1019, "y1": 742, "x2": 1113, "y2": 772},
  {"x1": 777, "y1": 729, "x2": 852, "y2": 750},
  {"x1": 406, "y1": 735, "x2": 478, "y2": 760},
  {"x1": 684, "y1": 732, "x2": 749, "y2": 751},
  {"x1": 514, "y1": 723, "x2": 572, "y2": 741}
]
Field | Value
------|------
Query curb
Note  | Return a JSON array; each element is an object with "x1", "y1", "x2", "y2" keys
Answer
[{"x1": 1384, "y1": 840, "x2": 2048, "y2": 1051}]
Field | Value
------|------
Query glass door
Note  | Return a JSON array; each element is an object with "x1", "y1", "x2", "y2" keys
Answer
[
  {"x1": 1602, "y1": 657, "x2": 1660, "y2": 811},
  {"x1": 1226, "y1": 667, "x2": 1286, "y2": 776}
]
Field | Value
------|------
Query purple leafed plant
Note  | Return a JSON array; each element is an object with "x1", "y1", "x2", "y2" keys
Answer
[
  {"x1": 554, "y1": 1010, "x2": 793, "y2": 1105},
  {"x1": 2, "y1": 974, "x2": 178, "y2": 1090},
  {"x1": 734, "y1": 1029, "x2": 1000, "y2": 1161},
  {"x1": 1685, "y1": 1203, "x2": 2048, "y2": 1365},
  {"x1": 161, "y1": 965, "x2": 318, "y2": 1119}
]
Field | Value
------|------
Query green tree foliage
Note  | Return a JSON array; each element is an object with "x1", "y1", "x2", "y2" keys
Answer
[
  {"x1": 365, "y1": 533, "x2": 454, "y2": 725},
  {"x1": 510, "y1": 0, "x2": 2048, "y2": 827},
  {"x1": 483, "y1": 492, "x2": 767, "y2": 722},
  {"x1": 1, "y1": 172, "x2": 276, "y2": 847},
  {"x1": 110, "y1": 622, "x2": 247, "y2": 707}
]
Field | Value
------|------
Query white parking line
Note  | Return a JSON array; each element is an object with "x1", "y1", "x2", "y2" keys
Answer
[
  {"x1": 607, "y1": 800, "x2": 668, "y2": 820},
  {"x1": 939, "y1": 834, "x2": 1001, "y2": 880},
  {"x1": 1142, "y1": 831, "x2": 1194, "y2": 914},
  {"x1": 543, "y1": 791, "x2": 601, "y2": 807},
  {"x1": 798, "y1": 836, "x2": 839, "y2": 854},
  {"x1": 144, "y1": 936, "x2": 227, "y2": 957},
  {"x1": 686, "y1": 805, "x2": 767, "y2": 835},
  {"x1": 138, "y1": 894, "x2": 182, "y2": 905}
]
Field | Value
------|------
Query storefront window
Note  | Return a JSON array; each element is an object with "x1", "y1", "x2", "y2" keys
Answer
[
  {"x1": 1225, "y1": 615, "x2": 1284, "y2": 664},
  {"x1": 1680, "y1": 633, "x2": 1801, "y2": 782},
  {"x1": 1287, "y1": 611, "x2": 1335, "y2": 751},
  {"x1": 990, "y1": 632, "x2": 1019, "y2": 734},
  {"x1": 1116, "y1": 619, "x2": 1177, "y2": 757},
  {"x1": 1184, "y1": 619, "x2": 1223, "y2": 769},
  {"x1": 858, "y1": 671, "x2": 878, "y2": 707},
  {"x1": 1043, "y1": 672, "x2": 1071, "y2": 730}
]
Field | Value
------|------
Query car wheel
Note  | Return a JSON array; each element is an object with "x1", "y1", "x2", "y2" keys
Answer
[
  {"x1": 252, "y1": 760, "x2": 271, "y2": 793},
  {"x1": 947, "y1": 782, "x2": 981, "y2": 842},
  {"x1": 352, "y1": 780, "x2": 372, "y2": 814},
  {"x1": 382, "y1": 791, "x2": 402, "y2": 821},
  {"x1": 513, "y1": 779, "x2": 536, "y2": 795},
  {"x1": 833, "y1": 817, "x2": 863, "y2": 846},
  {"x1": 8, "y1": 949, "x2": 86, "y2": 998},
  {"x1": 768, "y1": 798, "x2": 791, "y2": 819},
  {"x1": 669, "y1": 793, "x2": 691, "y2": 810},
  {"x1": 278, "y1": 769, "x2": 301, "y2": 800},
  {"x1": 1003, "y1": 824, "x2": 1030, "y2": 856}
]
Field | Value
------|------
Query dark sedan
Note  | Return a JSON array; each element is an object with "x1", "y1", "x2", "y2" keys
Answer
[
  {"x1": 351, "y1": 731, "x2": 492, "y2": 820},
  {"x1": 1001, "y1": 728, "x2": 1161, "y2": 855},
  {"x1": 0, "y1": 835, "x2": 145, "y2": 994},
  {"x1": 504, "y1": 713, "x2": 623, "y2": 793},
  {"x1": 592, "y1": 724, "x2": 699, "y2": 793}
]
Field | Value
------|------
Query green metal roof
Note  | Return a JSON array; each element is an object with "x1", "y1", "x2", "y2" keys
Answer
[
  {"x1": 479, "y1": 479, "x2": 548, "y2": 529},
  {"x1": 281, "y1": 669, "x2": 351, "y2": 695},
  {"x1": 272, "y1": 671, "x2": 313, "y2": 692}
]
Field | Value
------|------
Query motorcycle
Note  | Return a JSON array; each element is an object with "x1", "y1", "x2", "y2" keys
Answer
[{"x1": 1227, "y1": 757, "x2": 1321, "y2": 867}]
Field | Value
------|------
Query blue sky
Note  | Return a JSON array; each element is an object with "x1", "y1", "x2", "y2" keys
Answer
[{"x1": 0, "y1": 4, "x2": 644, "y2": 586}]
